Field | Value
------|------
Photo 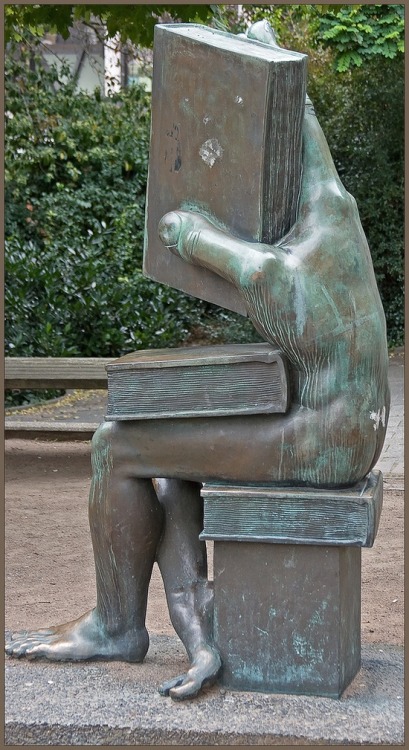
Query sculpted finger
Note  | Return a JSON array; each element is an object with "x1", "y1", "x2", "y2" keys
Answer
[
  {"x1": 246, "y1": 19, "x2": 281, "y2": 48},
  {"x1": 158, "y1": 210, "x2": 219, "y2": 264},
  {"x1": 157, "y1": 211, "x2": 184, "y2": 256}
]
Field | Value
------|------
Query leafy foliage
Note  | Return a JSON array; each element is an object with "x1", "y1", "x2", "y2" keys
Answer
[
  {"x1": 239, "y1": 4, "x2": 404, "y2": 71},
  {"x1": 5, "y1": 43, "x2": 208, "y2": 359},
  {"x1": 89, "y1": 5, "x2": 212, "y2": 46},
  {"x1": 5, "y1": 4, "x2": 213, "y2": 46},
  {"x1": 5, "y1": 388, "x2": 65, "y2": 408},
  {"x1": 317, "y1": 4, "x2": 404, "y2": 71}
]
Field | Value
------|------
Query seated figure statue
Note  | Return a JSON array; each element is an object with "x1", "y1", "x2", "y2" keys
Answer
[{"x1": 5, "y1": 24, "x2": 390, "y2": 701}]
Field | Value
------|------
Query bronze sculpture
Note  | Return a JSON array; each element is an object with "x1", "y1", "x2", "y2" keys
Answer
[{"x1": 5, "y1": 21, "x2": 390, "y2": 701}]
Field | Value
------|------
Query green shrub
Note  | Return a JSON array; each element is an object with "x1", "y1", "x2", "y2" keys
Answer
[{"x1": 5, "y1": 42, "x2": 208, "y2": 359}]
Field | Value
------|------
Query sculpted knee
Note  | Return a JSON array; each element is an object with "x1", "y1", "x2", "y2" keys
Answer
[
  {"x1": 91, "y1": 420, "x2": 137, "y2": 471},
  {"x1": 91, "y1": 421, "x2": 117, "y2": 458}
]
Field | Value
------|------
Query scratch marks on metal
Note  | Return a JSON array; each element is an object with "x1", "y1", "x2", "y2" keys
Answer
[
  {"x1": 369, "y1": 406, "x2": 386, "y2": 430},
  {"x1": 293, "y1": 633, "x2": 324, "y2": 662},
  {"x1": 254, "y1": 626, "x2": 268, "y2": 636},
  {"x1": 199, "y1": 138, "x2": 223, "y2": 167},
  {"x1": 165, "y1": 122, "x2": 182, "y2": 172},
  {"x1": 284, "y1": 552, "x2": 296, "y2": 569}
]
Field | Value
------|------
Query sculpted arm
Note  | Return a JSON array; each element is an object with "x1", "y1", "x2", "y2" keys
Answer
[{"x1": 157, "y1": 99, "x2": 356, "y2": 296}]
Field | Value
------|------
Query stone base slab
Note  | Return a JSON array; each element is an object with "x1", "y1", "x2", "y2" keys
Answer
[{"x1": 4, "y1": 636, "x2": 403, "y2": 745}]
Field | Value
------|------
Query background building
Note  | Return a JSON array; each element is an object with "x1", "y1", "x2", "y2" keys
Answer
[{"x1": 40, "y1": 20, "x2": 152, "y2": 95}]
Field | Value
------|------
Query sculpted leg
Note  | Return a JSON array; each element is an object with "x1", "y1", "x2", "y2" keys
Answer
[
  {"x1": 5, "y1": 401, "x2": 381, "y2": 668},
  {"x1": 154, "y1": 479, "x2": 221, "y2": 700},
  {"x1": 5, "y1": 422, "x2": 164, "y2": 662}
]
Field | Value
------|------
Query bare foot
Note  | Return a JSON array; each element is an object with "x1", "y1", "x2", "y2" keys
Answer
[
  {"x1": 158, "y1": 644, "x2": 221, "y2": 700},
  {"x1": 5, "y1": 609, "x2": 149, "y2": 663}
]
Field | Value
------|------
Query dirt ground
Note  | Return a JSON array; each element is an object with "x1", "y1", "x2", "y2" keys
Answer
[{"x1": 5, "y1": 438, "x2": 403, "y2": 647}]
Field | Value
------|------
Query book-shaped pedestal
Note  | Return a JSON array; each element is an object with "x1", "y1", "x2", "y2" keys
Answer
[
  {"x1": 143, "y1": 24, "x2": 307, "y2": 314},
  {"x1": 200, "y1": 471, "x2": 383, "y2": 697},
  {"x1": 105, "y1": 344, "x2": 288, "y2": 420}
]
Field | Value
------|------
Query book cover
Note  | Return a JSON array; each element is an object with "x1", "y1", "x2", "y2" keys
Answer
[{"x1": 143, "y1": 24, "x2": 307, "y2": 314}]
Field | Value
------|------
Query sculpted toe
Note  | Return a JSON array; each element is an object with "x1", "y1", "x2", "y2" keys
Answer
[
  {"x1": 158, "y1": 675, "x2": 185, "y2": 696},
  {"x1": 6, "y1": 642, "x2": 27, "y2": 657},
  {"x1": 169, "y1": 678, "x2": 200, "y2": 701}
]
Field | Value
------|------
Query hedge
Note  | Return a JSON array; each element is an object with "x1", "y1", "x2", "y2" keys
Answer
[{"x1": 5, "y1": 37, "x2": 403, "y2": 376}]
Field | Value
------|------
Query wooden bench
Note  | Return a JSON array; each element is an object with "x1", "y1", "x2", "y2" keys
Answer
[
  {"x1": 5, "y1": 357, "x2": 115, "y2": 390},
  {"x1": 5, "y1": 357, "x2": 115, "y2": 440}
]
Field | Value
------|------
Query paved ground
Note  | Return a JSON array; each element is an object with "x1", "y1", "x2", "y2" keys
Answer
[{"x1": 375, "y1": 350, "x2": 404, "y2": 477}]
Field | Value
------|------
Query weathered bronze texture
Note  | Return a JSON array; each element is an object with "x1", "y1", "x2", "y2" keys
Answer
[
  {"x1": 156, "y1": 92, "x2": 390, "y2": 486},
  {"x1": 106, "y1": 344, "x2": 289, "y2": 419},
  {"x1": 144, "y1": 23, "x2": 307, "y2": 313},
  {"x1": 212, "y1": 542, "x2": 361, "y2": 697},
  {"x1": 200, "y1": 470, "x2": 383, "y2": 547},
  {"x1": 5, "y1": 20, "x2": 390, "y2": 703}
]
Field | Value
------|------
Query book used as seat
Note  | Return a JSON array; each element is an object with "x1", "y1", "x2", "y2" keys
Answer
[
  {"x1": 105, "y1": 344, "x2": 289, "y2": 420},
  {"x1": 143, "y1": 23, "x2": 307, "y2": 315}
]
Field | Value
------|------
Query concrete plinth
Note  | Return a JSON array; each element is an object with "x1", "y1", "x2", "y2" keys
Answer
[
  {"x1": 200, "y1": 471, "x2": 382, "y2": 698},
  {"x1": 4, "y1": 637, "x2": 404, "y2": 745}
]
